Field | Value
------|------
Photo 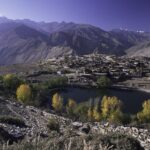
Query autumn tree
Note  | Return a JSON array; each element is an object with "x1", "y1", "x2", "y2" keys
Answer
[
  {"x1": 66, "y1": 98, "x2": 77, "y2": 115},
  {"x1": 137, "y1": 99, "x2": 150, "y2": 123},
  {"x1": 108, "y1": 109, "x2": 124, "y2": 124},
  {"x1": 87, "y1": 98, "x2": 94, "y2": 121},
  {"x1": 93, "y1": 108, "x2": 101, "y2": 121},
  {"x1": 16, "y1": 84, "x2": 32, "y2": 103},
  {"x1": 101, "y1": 96, "x2": 123, "y2": 123},
  {"x1": 93, "y1": 98, "x2": 101, "y2": 121},
  {"x1": 52, "y1": 93, "x2": 63, "y2": 112}
]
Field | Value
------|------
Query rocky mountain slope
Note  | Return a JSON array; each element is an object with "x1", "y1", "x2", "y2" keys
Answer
[
  {"x1": 126, "y1": 41, "x2": 150, "y2": 57},
  {"x1": 0, "y1": 97, "x2": 150, "y2": 150},
  {"x1": 0, "y1": 17, "x2": 150, "y2": 65}
]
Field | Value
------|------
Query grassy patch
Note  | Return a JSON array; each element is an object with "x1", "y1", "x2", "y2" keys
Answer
[{"x1": 47, "y1": 118, "x2": 60, "y2": 132}]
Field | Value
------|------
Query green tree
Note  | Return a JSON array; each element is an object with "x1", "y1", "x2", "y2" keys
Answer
[
  {"x1": 16, "y1": 84, "x2": 32, "y2": 103},
  {"x1": 3, "y1": 74, "x2": 23, "y2": 91},
  {"x1": 97, "y1": 76, "x2": 111, "y2": 88},
  {"x1": 137, "y1": 99, "x2": 150, "y2": 123}
]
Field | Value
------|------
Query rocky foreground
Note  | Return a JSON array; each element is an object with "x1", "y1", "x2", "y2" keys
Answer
[{"x1": 0, "y1": 97, "x2": 150, "y2": 150}]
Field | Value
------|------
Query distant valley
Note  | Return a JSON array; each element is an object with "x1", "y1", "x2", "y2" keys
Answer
[{"x1": 0, "y1": 17, "x2": 150, "y2": 65}]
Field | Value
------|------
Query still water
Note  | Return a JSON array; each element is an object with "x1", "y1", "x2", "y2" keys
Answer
[{"x1": 56, "y1": 87, "x2": 150, "y2": 114}]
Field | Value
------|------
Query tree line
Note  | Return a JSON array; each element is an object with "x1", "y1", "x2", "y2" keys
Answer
[{"x1": 0, "y1": 74, "x2": 150, "y2": 124}]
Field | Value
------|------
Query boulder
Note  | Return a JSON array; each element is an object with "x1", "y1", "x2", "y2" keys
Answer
[
  {"x1": 72, "y1": 122, "x2": 83, "y2": 129},
  {"x1": 79, "y1": 124, "x2": 90, "y2": 134}
]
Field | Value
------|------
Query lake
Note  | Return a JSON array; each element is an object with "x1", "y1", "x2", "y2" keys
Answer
[{"x1": 55, "y1": 87, "x2": 150, "y2": 114}]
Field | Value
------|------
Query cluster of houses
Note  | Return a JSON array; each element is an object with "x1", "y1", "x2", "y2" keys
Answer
[{"x1": 41, "y1": 54, "x2": 150, "y2": 86}]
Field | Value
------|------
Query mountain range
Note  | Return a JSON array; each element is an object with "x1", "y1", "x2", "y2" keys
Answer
[{"x1": 0, "y1": 16, "x2": 150, "y2": 65}]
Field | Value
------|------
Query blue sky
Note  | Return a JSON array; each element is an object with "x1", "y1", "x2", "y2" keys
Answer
[{"x1": 0, "y1": 0, "x2": 149, "y2": 31}]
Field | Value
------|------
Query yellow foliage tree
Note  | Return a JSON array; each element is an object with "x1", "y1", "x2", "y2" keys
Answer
[
  {"x1": 52, "y1": 93, "x2": 63, "y2": 112},
  {"x1": 68, "y1": 98, "x2": 77, "y2": 109},
  {"x1": 93, "y1": 108, "x2": 101, "y2": 121},
  {"x1": 108, "y1": 109, "x2": 123, "y2": 123},
  {"x1": 66, "y1": 98, "x2": 77, "y2": 115},
  {"x1": 16, "y1": 84, "x2": 32, "y2": 103},
  {"x1": 87, "y1": 98, "x2": 94, "y2": 121},
  {"x1": 87, "y1": 108, "x2": 93, "y2": 121},
  {"x1": 137, "y1": 99, "x2": 150, "y2": 122},
  {"x1": 101, "y1": 96, "x2": 123, "y2": 120},
  {"x1": 93, "y1": 98, "x2": 101, "y2": 121}
]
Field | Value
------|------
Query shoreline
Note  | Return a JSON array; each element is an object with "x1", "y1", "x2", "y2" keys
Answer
[
  {"x1": 112, "y1": 84, "x2": 150, "y2": 93},
  {"x1": 47, "y1": 82, "x2": 150, "y2": 94},
  {"x1": 67, "y1": 83, "x2": 150, "y2": 94},
  {"x1": 136, "y1": 88, "x2": 150, "y2": 93}
]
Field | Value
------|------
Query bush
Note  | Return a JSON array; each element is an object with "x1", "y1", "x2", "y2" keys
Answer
[
  {"x1": 1, "y1": 133, "x2": 144, "y2": 150},
  {"x1": 0, "y1": 116, "x2": 26, "y2": 127},
  {"x1": 74, "y1": 103, "x2": 89, "y2": 121},
  {"x1": 47, "y1": 118, "x2": 60, "y2": 132},
  {"x1": 101, "y1": 134, "x2": 144, "y2": 150},
  {"x1": 16, "y1": 84, "x2": 32, "y2": 103},
  {"x1": 46, "y1": 76, "x2": 68, "y2": 88},
  {"x1": 108, "y1": 109, "x2": 124, "y2": 124},
  {"x1": 97, "y1": 76, "x2": 112, "y2": 88},
  {"x1": 3, "y1": 74, "x2": 23, "y2": 91}
]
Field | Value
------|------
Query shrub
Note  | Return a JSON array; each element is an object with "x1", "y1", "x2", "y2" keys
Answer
[
  {"x1": 137, "y1": 99, "x2": 150, "y2": 123},
  {"x1": 46, "y1": 76, "x2": 68, "y2": 88},
  {"x1": 74, "y1": 103, "x2": 89, "y2": 121},
  {"x1": 47, "y1": 118, "x2": 60, "y2": 132},
  {"x1": 108, "y1": 109, "x2": 124, "y2": 124},
  {"x1": 0, "y1": 116, "x2": 26, "y2": 127},
  {"x1": 97, "y1": 76, "x2": 112, "y2": 88},
  {"x1": 3, "y1": 74, "x2": 23, "y2": 91},
  {"x1": 1, "y1": 133, "x2": 144, "y2": 150},
  {"x1": 16, "y1": 84, "x2": 32, "y2": 103},
  {"x1": 101, "y1": 134, "x2": 144, "y2": 150},
  {"x1": 52, "y1": 93, "x2": 63, "y2": 112}
]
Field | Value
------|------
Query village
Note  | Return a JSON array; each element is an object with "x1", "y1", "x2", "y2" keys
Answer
[{"x1": 35, "y1": 54, "x2": 150, "y2": 90}]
